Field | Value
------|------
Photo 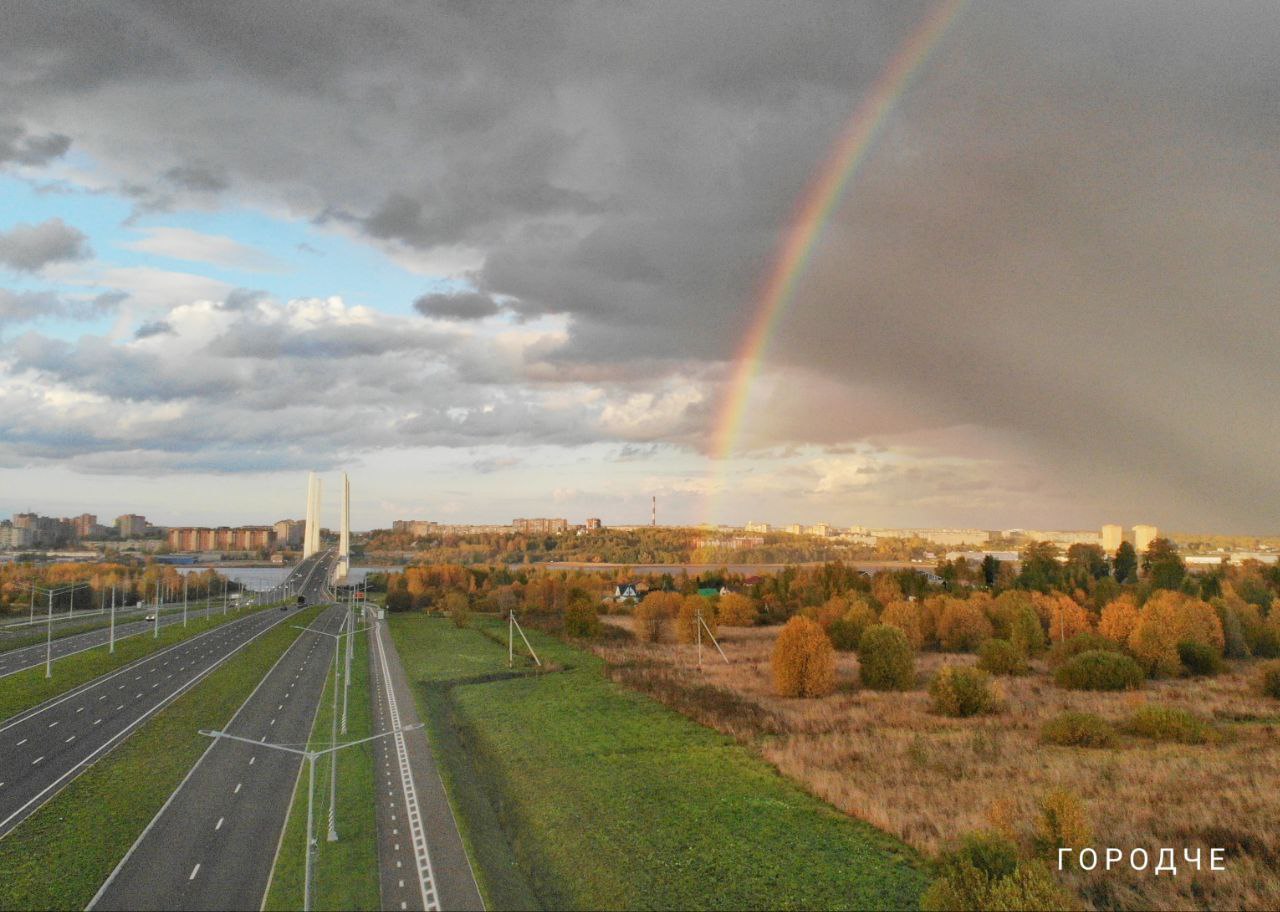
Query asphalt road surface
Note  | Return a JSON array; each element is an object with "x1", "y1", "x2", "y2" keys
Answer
[
  {"x1": 91, "y1": 602, "x2": 345, "y2": 911},
  {"x1": 0, "y1": 552, "x2": 336, "y2": 840},
  {"x1": 369, "y1": 612, "x2": 484, "y2": 911},
  {"x1": 0, "y1": 606, "x2": 197, "y2": 680}
]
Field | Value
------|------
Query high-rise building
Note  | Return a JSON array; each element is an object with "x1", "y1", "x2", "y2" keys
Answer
[
  {"x1": 391, "y1": 520, "x2": 436, "y2": 537},
  {"x1": 513, "y1": 518, "x2": 569, "y2": 534},
  {"x1": 273, "y1": 519, "x2": 305, "y2": 548},
  {"x1": 1100, "y1": 524, "x2": 1123, "y2": 554},
  {"x1": 115, "y1": 514, "x2": 149, "y2": 538},
  {"x1": 744, "y1": 521, "x2": 771, "y2": 533},
  {"x1": 585, "y1": 517, "x2": 603, "y2": 531},
  {"x1": 1133, "y1": 524, "x2": 1159, "y2": 555},
  {"x1": 71, "y1": 513, "x2": 97, "y2": 539},
  {"x1": 167, "y1": 526, "x2": 275, "y2": 551}
]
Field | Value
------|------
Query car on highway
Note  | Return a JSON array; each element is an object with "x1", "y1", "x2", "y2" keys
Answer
[{"x1": 144, "y1": 613, "x2": 156, "y2": 622}]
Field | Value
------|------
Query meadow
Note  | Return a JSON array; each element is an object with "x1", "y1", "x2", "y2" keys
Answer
[
  {"x1": 390, "y1": 613, "x2": 929, "y2": 911},
  {"x1": 594, "y1": 620, "x2": 1280, "y2": 911}
]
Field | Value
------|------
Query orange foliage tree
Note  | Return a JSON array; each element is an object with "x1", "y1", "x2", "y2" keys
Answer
[
  {"x1": 880, "y1": 600, "x2": 929, "y2": 650},
  {"x1": 1098, "y1": 594, "x2": 1141, "y2": 644},
  {"x1": 1033, "y1": 592, "x2": 1093, "y2": 644},
  {"x1": 717, "y1": 592, "x2": 757, "y2": 626},
  {"x1": 771, "y1": 616, "x2": 837, "y2": 697},
  {"x1": 936, "y1": 598, "x2": 995, "y2": 652},
  {"x1": 676, "y1": 595, "x2": 716, "y2": 644}
]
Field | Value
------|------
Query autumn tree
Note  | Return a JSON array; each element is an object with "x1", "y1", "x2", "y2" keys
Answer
[
  {"x1": 1098, "y1": 594, "x2": 1140, "y2": 645},
  {"x1": 880, "y1": 599, "x2": 929, "y2": 650},
  {"x1": 1142, "y1": 538, "x2": 1186, "y2": 590},
  {"x1": 1032, "y1": 592, "x2": 1092, "y2": 644},
  {"x1": 717, "y1": 592, "x2": 757, "y2": 626},
  {"x1": 771, "y1": 616, "x2": 837, "y2": 697},
  {"x1": 632, "y1": 596, "x2": 667, "y2": 643},
  {"x1": 937, "y1": 599, "x2": 995, "y2": 652}
]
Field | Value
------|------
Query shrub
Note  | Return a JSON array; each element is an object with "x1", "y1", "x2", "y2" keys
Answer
[
  {"x1": 1034, "y1": 789, "x2": 1091, "y2": 855},
  {"x1": 880, "y1": 600, "x2": 928, "y2": 650},
  {"x1": 1009, "y1": 605, "x2": 1047, "y2": 658},
  {"x1": 632, "y1": 597, "x2": 667, "y2": 643},
  {"x1": 563, "y1": 602, "x2": 601, "y2": 638},
  {"x1": 937, "y1": 599, "x2": 995, "y2": 652},
  {"x1": 1177, "y1": 640, "x2": 1223, "y2": 676},
  {"x1": 858, "y1": 624, "x2": 915, "y2": 691},
  {"x1": 1211, "y1": 599, "x2": 1251, "y2": 659},
  {"x1": 989, "y1": 591, "x2": 1034, "y2": 640},
  {"x1": 1131, "y1": 591, "x2": 1225, "y2": 676},
  {"x1": 1098, "y1": 594, "x2": 1140, "y2": 645},
  {"x1": 1047, "y1": 631, "x2": 1126, "y2": 668},
  {"x1": 1257, "y1": 660, "x2": 1280, "y2": 699},
  {"x1": 1123, "y1": 705, "x2": 1218, "y2": 744},
  {"x1": 826, "y1": 618, "x2": 862, "y2": 651},
  {"x1": 716, "y1": 592, "x2": 756, "y2": 626},
  {"x1": 676, "y1": 595, "x2": 716, "y2": 644},
  {"x1": 1039, "y1": 711, "x2": 1117, "y2": 748},
  {"x1": 771, "y1": 616, "x2": 837, "y2": 698},
  {"x1": 977, "y1": 638, "x2": 1027, "y2": 676},
  {"x1": 444, "y1": 591, "x2": 470, "y2": 628},
  {"x1": 922, "y1": 832, "x2": 1080, "y2": 912},
  {"x1": 1054, "y1": 650, "x2": 1144, "y2": 691},
  {"x1": 930, "y1": 665, "x2": 998, "y2": 717}
]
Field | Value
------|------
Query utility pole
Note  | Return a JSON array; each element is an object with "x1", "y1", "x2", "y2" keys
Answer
[
  {"x1": 183, "y1": 574, "x2": 189, "y2": 627},
  {"x1": 45, "y1": 589, "x2": 54, "y2": 678},
  {"x1": 109, "y1": 587, "x2": 116, "y2": 653}
]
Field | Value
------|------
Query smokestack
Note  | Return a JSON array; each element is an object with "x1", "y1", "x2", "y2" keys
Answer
[{"x1": 651, "y1": 495, "x2": 656, "y2": 527}]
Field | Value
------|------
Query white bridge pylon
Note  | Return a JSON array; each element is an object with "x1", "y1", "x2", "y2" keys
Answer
[{"x1": 301, "y1": 470, "x2": 351, "y2": 584}]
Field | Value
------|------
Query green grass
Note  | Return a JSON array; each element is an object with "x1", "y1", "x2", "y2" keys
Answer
[
  {"x1": 0, "y1": 602, "x2": 278, "y2": 724},
  {"x1": 0, "y1": 603, "x2": 324, "y2": 911},
  {"x1": 265, "y1": 627, "x2": 380, "y2": 911},
  {"x1": 390, "y1": 614, "x2": 928, "y2": 911}
]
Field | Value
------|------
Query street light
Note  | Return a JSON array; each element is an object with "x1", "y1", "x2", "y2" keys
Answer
[
  {"x1": 293, "y1": 616, "x2": 374, "y2": 844},
  {"x1": 29, "y1": 582, "x2": 90, "y2": 677},
  {"x1": 197, "y1": 723, "x2": 422, "y2": 912}
]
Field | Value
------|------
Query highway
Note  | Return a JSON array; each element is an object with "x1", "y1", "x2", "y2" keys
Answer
[
  {"x1": 91, "y1": 601, "x2": 345, "y2": 911},
  {"x1": 0, "y1": 604, "x2": 206, "y2": 680},
  {"x1": 369, "y1": 613, "x2": 484, "y2": 911},
  {"x1": 0, "y1": 551, "x2": 336, "y2": 841}
]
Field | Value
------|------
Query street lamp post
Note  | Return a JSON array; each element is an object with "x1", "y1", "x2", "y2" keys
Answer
[
  {"x1": 198, "y1": 722, "x2": 421, "y2": 912},
  {"x1": 183, "y1": 575, "x2": 188, "y2": 627},
  {"x1": 109, "y1": 586, "x2": 116, "y2": 653}
]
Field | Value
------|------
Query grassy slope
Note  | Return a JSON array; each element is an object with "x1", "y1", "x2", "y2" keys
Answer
[
  {"x1": 264, "y1": 627, "x2": 379, "y2": 911},
  {"x1": 391, "y1": 614, "x2": 928, "y2": 911},
  {"x1": 0, "y1": 603, "x2": 324, "y2": 911},
  {"x1": 0, "y1": 603, "x2": 275, "y2": 723}
]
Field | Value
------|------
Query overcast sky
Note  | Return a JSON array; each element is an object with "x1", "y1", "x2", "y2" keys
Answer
[{"x1": 1, "y1": 2, "x2": 1277, "y2": 533}]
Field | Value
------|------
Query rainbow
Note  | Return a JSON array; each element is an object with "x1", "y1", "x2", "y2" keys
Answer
[{"x1": 708, "y1": 0, "x2": 966, "y2": 470}]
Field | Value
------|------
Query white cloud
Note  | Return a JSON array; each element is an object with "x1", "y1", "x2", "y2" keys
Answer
[{"x1": 122, "y1": 226, "x2": 286, "y2": 273}]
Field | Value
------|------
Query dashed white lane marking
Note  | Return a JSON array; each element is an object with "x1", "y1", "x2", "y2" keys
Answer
[
  {"x1": 64, "y1": 735, "x2": 75, "y2": 743},
  {"x1": 48, "y1": 721, "x2": 58, "y2": 728},
  {"x1": 234, "y1": 782, "x2": 242, "y2": 794},
  {"x1": 215, "y1": 817, "x2": 224, "y2": 831},
  {"x1": 189, "y1": 863, "x2": 200, "y2": 880},
  {"x1": 94, "y1": 718, "x2": 102, "y2": 725},
  {"x1": 32, "y1": 756, "x2": 43, "y2": 765},
  {"x1": 249, "y1": 756, "x2": 256, "y2": 765},
  {"x1": 76, "y1": 707, "x2": 84, "y2": 714},
  {"x1": 16, "y1": 739, "x2": 26, "y2": 746}
]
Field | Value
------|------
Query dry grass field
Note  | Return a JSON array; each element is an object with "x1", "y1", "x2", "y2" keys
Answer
[{"x1": 595, "y1": 619, "x2": 1280, "y2": 911}]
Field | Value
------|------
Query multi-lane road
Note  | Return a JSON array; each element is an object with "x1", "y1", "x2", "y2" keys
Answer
[
  {"x1": 0, "y1": 551, "x2": 335, "y2": 840},
  {"x1": 0, "y1": 605, "x2": 197, "y2": 680},
  {"x1": 92, "y1": 602, "x2": 346, "y2": 910}
]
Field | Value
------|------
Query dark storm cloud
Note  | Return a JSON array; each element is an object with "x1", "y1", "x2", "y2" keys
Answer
[
  {"x1": 0, "y1": 124, "x2": 71, "y2": 167},
  {"x1": 0, "y1": 218, "x2": 91, "y2": 272},
  {"x1": 413, "y1": 291, "x2": 501, "y2": 321},
  {"x1": 0, "y1": 1, "x2": 1277, "y2": 526}
]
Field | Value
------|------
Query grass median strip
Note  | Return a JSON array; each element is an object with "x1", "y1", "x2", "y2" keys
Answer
[
  {"x1": 0, "y1": 603, "x2": 278, "y2": 723},
  {"x1": 0, "y1": 604, "x2": 323, "y2": 911},
  {"x1": 264, "y1": 625, "x2": 379, "y2": 911},
  {"x1": 0, "y1": 601, "x2": 223, "y2": 653},
  {"x1": 391, "y1": 614, "x2": 928, "y2": 911}
]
